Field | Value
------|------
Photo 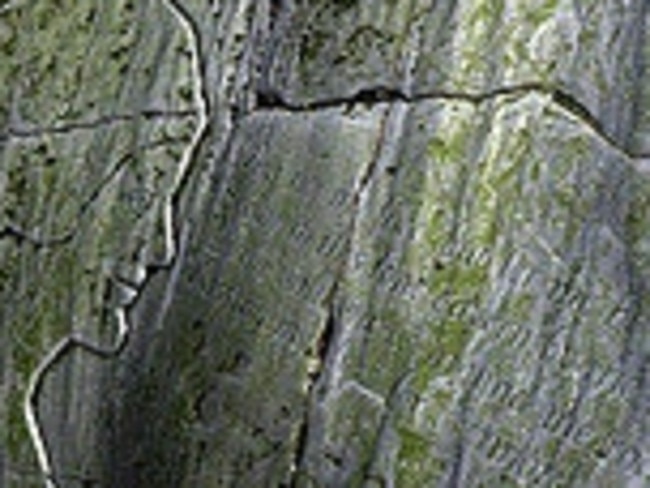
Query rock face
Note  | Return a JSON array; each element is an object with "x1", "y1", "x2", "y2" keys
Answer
[{"x1": 1, "y1": 1, "x2": 649, "y2": 487}]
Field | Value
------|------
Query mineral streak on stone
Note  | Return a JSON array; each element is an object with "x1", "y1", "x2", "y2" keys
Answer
[{"x1": 1, "y1": 1, "x2": 649, "y2": 487}]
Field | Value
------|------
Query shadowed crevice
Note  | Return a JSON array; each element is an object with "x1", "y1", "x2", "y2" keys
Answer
[{"x1": 255, "y1": 82, "x2": 650, "y2": 160}]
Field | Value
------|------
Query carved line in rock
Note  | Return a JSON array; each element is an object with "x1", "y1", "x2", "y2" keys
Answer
[
  {"x1": 22, "y1": 1, "x2": 210, "y2": 487},
  {"x1": 0, "y1": 135, "x2": 186, "y2": 249},
  {"x1": 0, "y1": 222, "x2": 73, "y2": 248},
  {"x1": 160, "y1": 0, "x2": 210, "y2": 265},
  {"x1": 255, "y1": 82, "x2": 650, "y2": 168},
  {"x1": 0, "y1": 109, "x2": 196, "y2": 143}
]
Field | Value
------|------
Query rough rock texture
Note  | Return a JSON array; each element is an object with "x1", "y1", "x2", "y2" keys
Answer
[{"x1": 1, "y1": 0, "x2": 649, "y2": 487}]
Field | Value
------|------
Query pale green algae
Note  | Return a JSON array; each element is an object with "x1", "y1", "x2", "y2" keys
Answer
[{"x1": 2, "y1": 0, "x2": 649, "y2": 486}]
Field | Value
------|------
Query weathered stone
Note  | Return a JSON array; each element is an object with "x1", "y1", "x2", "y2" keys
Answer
[{"x1": 1, "y1": 1, "x2": 648, "y2": 487}]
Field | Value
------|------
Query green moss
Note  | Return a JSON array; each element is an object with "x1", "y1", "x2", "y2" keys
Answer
[
  {"x1": 627, "y1": 176, "x2": 650, "y2": 259},
  {"x1": 434, "y1": 318, "x2": 471, "y2": 359},
  {"x1": 502, "y1": 293, "x2": 535, "y2": 322},
  {"x1": 397, "y1": 426, "x2": 429, "y2": 463},
  {"x1": 336, "y1": 25, "x2": 391, "y2": 65},
  {"x1": 299, "y1": 26, "x2": 329, "y2": 64},
  {"x1": 427, "y1": 132, "x2": 467, "y2": 165},
  {"x1": 469, "y1": 0, "x2": 505, "y2": 25},
  {"x1": 523, "y1": 0, "x2": 559, "y2": 25},
  {"x1": 428, "y1": 258, "x2": 488, "y2": 299},
  {"x1": 6, "y1": 388, "x2": 29, "y2": 461},
  {"x1": 397, "y1": 445, "x2": 445, "y2": 486}
]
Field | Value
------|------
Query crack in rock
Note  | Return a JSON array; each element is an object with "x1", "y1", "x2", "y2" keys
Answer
[
  {"x1": 0, "y1": 222, "x2": 73, "y2": 248},
  {"x1": 0, "y1": 108, "x2": 196, "y2": 143},
  {"x1": 0, "y1": 136, "x2": 184, "y2": 249},
  {"x1": 255, "y1": 81, "x2": 650, "y2": 165},
  {"x1": 13, "y1": 5, "x2": 650, "y2": 486},
  {"x1": 22, "y1": 1, "x2": 211, "y2": 487},
  {"x1": 289, "y1": 104, "x2": 397, "y2": 485},
  {"x1": 289, "y1": 289, "x2": 339, "y2": 488}
]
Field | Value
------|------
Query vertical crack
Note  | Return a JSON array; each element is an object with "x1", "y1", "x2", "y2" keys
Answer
[
  {"x1": 289, "y1": 296, "x2": 338, "y2": 487},
  {"x1": 288, "y1": 104, "x2": 396, "y2": 485},
  {"x1": 322, "y1": 103, "x2": 395, "y2": 397}
]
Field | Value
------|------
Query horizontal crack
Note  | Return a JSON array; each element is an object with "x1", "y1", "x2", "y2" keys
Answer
[
  {"x1": 256, "y1": 83, "x2": 548, "y2": 111},
  {"x1": 0, "y1": 108, "x2": 196, "y2": 142},
  {"x1": 0, "y1": 223, "x2": 73, "y2": 248},
  {"x1": 255, "y1": 82, "x2": 650, "y2": 161}
]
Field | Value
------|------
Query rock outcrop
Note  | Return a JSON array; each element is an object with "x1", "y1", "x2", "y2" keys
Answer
[{"x1": 1, "y1": 1, "x2": 648, "y2": 486}]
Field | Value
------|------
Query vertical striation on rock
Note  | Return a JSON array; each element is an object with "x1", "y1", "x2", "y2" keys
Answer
[{"x1": 1, "y1": 1, "x2": 649, "y2": 487}]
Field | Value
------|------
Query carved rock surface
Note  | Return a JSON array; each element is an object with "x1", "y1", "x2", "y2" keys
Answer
[{"x1": 1, "y1": 1, "x2": 649, "y2": 487}]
